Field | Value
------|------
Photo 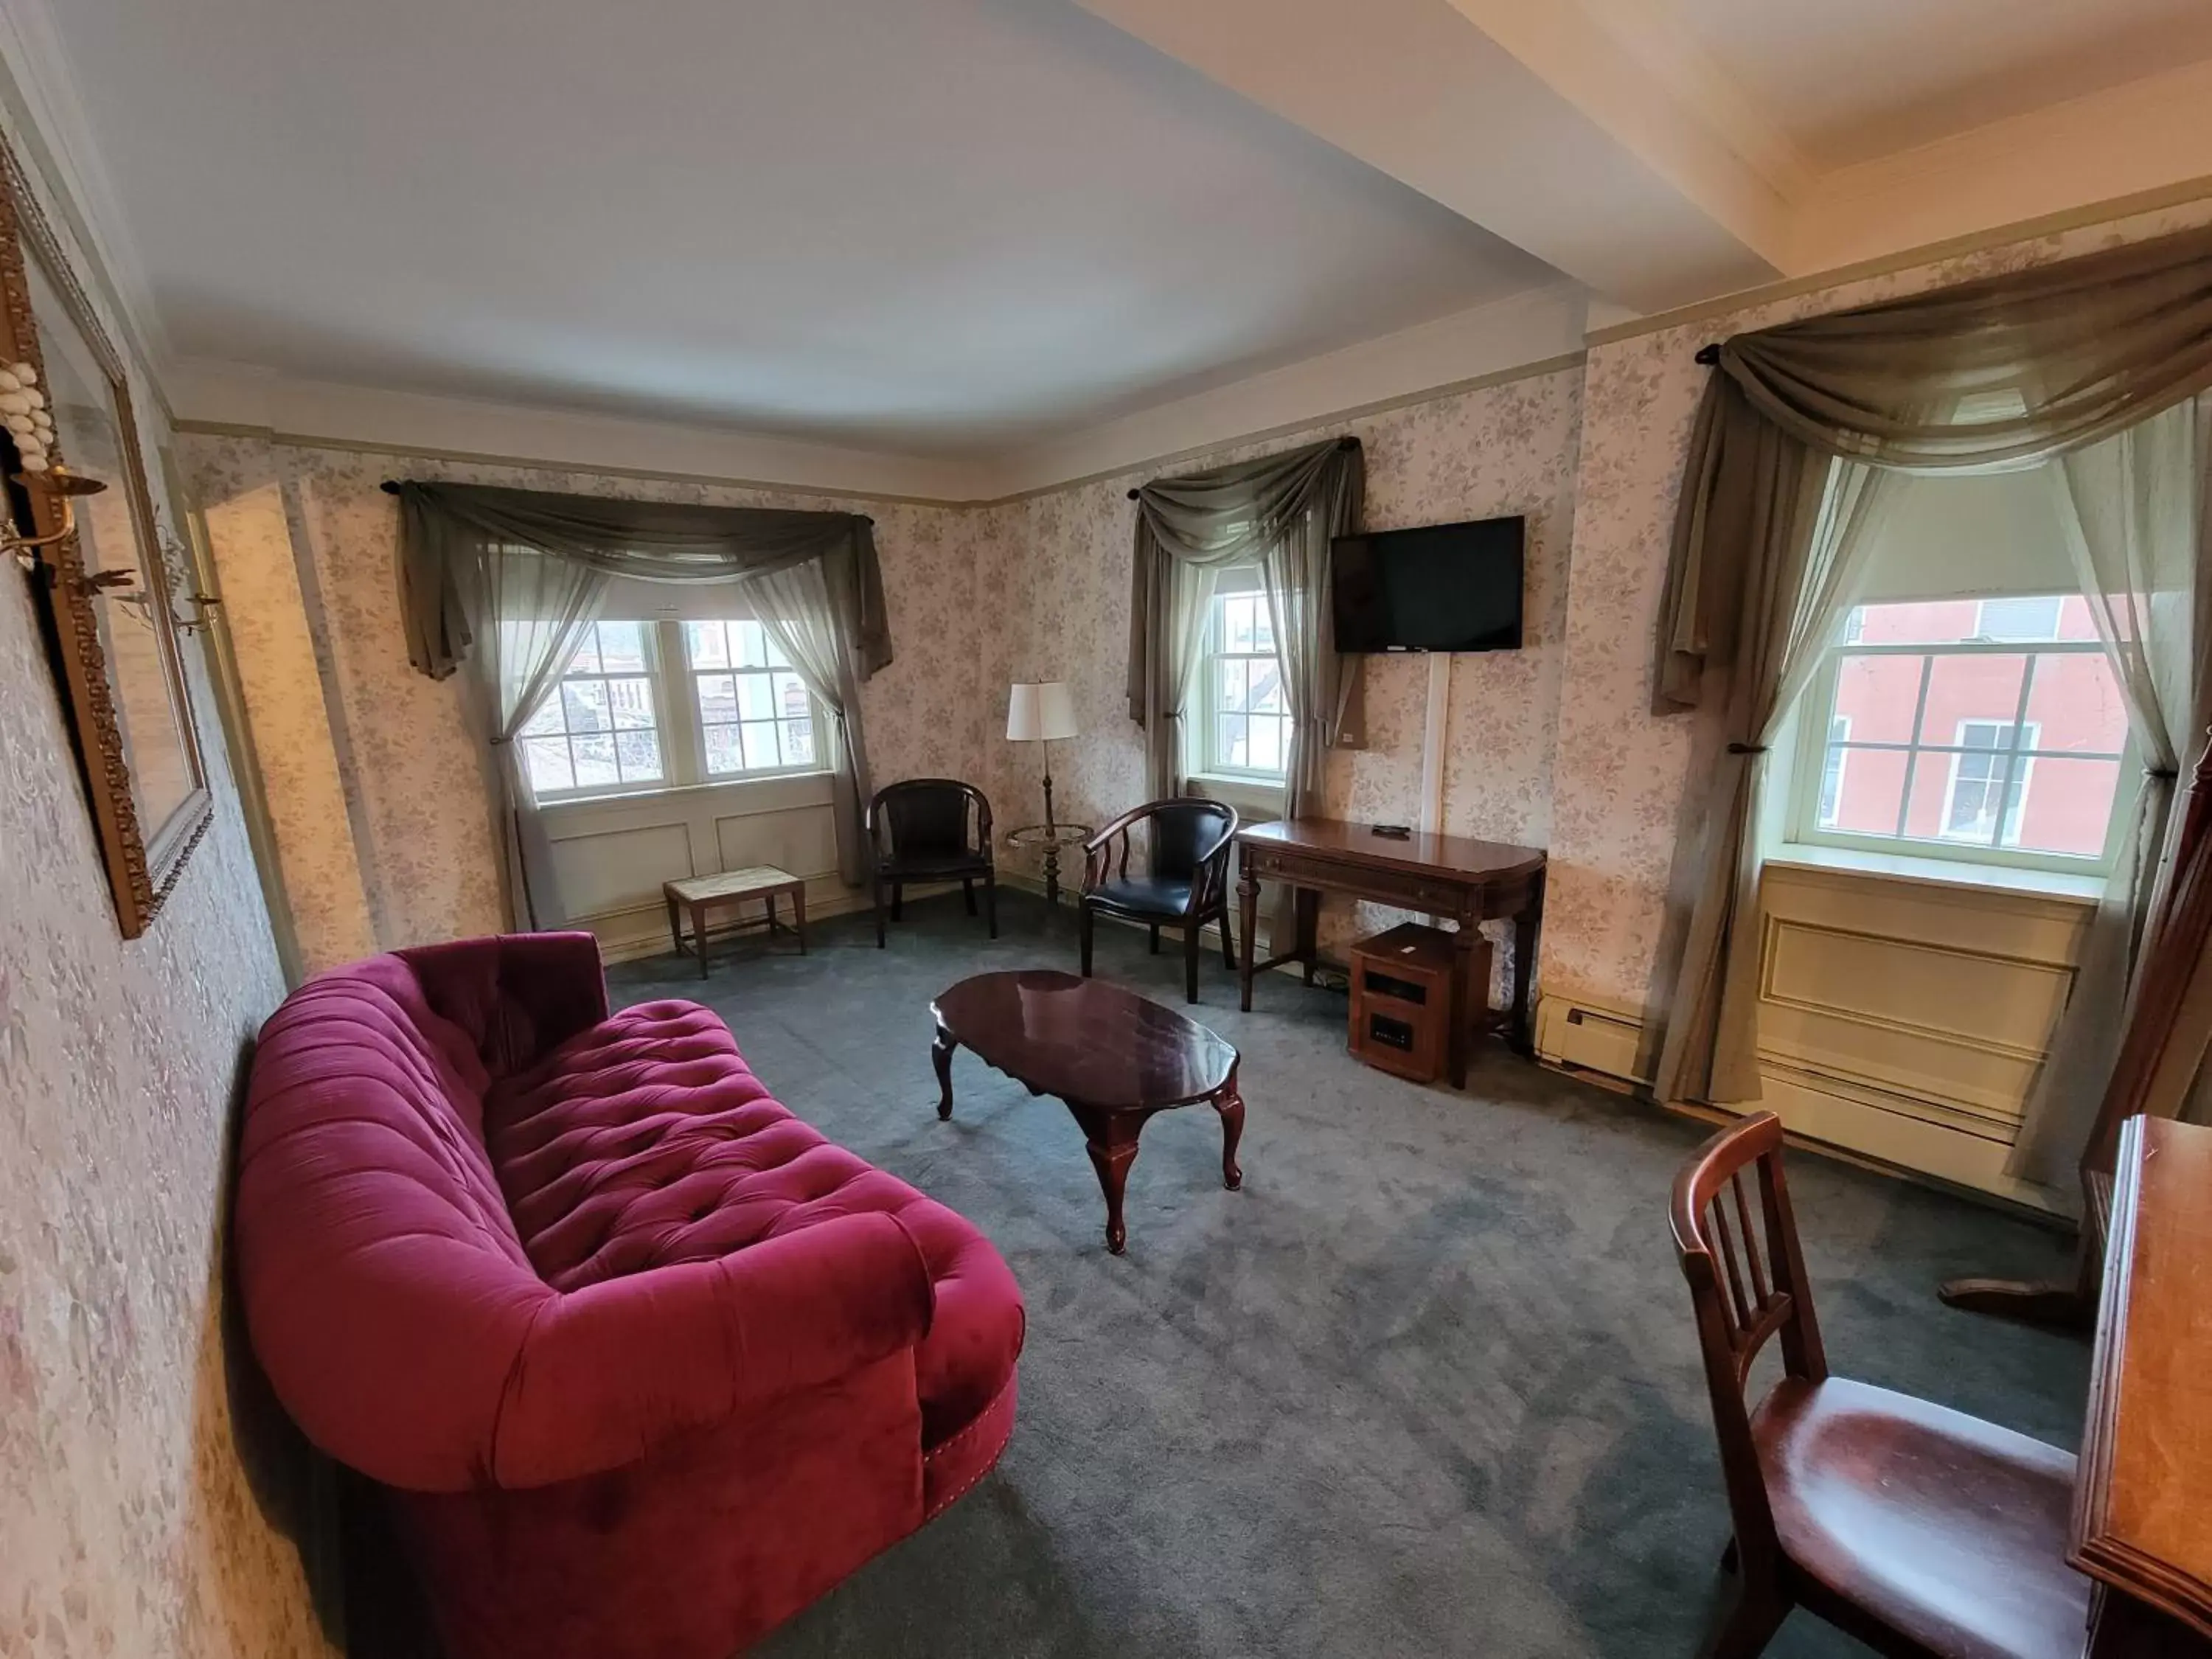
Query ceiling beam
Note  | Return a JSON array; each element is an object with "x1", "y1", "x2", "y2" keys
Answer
[{"x1": 1075, "y1": 0, "x2": 1792, "y2": 312}]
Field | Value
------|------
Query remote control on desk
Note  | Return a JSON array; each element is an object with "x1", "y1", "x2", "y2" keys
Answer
[{"x1": 1371, "y1": 823, "x2": 1412, "y2": 839}]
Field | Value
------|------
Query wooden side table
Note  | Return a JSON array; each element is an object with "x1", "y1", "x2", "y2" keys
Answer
[
  {"x1": 1006, "y1": 822, "x2": 1092, "y2": 907},
  {"x1": 663, "y1": 866, "x2": 807, "y2": 978}
]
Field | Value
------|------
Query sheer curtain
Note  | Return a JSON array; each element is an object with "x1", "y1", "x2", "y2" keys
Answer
[
  {"x1": 2009, "y1": 399, "x2": 2211, "y2": 1183},
  {"x1": 748, "y1": 558, "x2": 874, "y2": 885},
  {"x1": 1654, "y1": 221, "x2": 2212, "y2": 1192},
  {"x1": 465, "y1": 544, "x2": 608, "y2": 929},
  {"x1": 394, "y1": 480, "x2": 897, "y2": 927},
  {"x1": 1127, "y1": 437, "x2": 1365, "y2": 799},
  {"x1": 1653, "y1": 448, "x2": 1900, "y2": 1105}
]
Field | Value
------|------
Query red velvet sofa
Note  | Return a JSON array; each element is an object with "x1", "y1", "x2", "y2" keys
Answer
[{"x1": 234, "y1": 932, "x2": 1023, "y2": 1658}]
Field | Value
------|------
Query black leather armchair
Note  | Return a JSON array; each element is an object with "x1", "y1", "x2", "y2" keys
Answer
[
  {"x1": 868, "y1": 779, "x2": 995, "y2": 947},
  {"x1": 1079, "y1": 799, "x2": 1239, "y2": 1003}
]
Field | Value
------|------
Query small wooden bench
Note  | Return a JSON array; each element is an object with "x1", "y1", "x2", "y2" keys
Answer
[{"x1": 662, "y1": 866, "x2": 807, "y2": 978}]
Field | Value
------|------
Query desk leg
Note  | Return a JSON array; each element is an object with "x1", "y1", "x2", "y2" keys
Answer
[
  {"x1": 1450, "y1": 918, "x2": 1479, "y2": 1090},
  {"x1": 1510, "y1": 868, "x2": 1544, "y2": 1057},
  {"x1": 1296, "y1": 888, "x2": 1321, "y2": 986},
  {"x1": 1238, "y1": 858, "x2": 1260, "y2": 1012},
  {"x1": 692, "y1": 903, "x2": 709, "y2": 980}
]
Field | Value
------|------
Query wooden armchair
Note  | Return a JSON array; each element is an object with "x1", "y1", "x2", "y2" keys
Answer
[
  {"x1": 1670, "y1": 1112, "x2": 2089, "y2": 1659},
  {"x1": 867, "y1": 779, "x2": 995, "y2": 947},
  {"x1": 1079, "y1": 799, "x2": 1239, "y2": 1004}
]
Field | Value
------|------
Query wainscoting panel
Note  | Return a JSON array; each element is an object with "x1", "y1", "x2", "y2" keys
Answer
[
  {"x1": 543, "y1": 773, "x2": 853, "y2": 962},
  {"x1": 1535, "y1": 859, "x2": 2096, "y2": 1209}
]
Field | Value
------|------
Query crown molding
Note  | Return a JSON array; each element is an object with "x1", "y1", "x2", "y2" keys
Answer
[
  {"x1": 169, "y1": 361, "x2": 999, "y2": 505},
  {"x1": 975, "y1": 284, "x2": 1591, "y2": 498},
  {"x1": 0, "y1": 0, "x2": 174, "y2": 392}
]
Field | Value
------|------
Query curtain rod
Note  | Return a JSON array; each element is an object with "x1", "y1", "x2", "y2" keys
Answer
[{"x1": 1124, "y1": 434, "x2": 1360, "y2": 500}]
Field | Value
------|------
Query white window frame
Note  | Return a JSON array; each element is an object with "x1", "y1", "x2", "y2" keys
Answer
[
  {"x1": 1787, "y1": 625, "x2": 2135, "y2": 877},
  {"x1": 676, "y1": 618, "x2": 824, "y2": 785},
  {"x1": 518, "y1": 619, "x2": 679, "y2": 804},
  {"x1": 1197, "y1": 567, "x2": 1290, "y2": 784},
  {"x1": 1815, "y1": 714, "x2": 1850, "y2": 829},
  {"x1": 524, "y1": 614, "x2": 827, "y2": 804}
]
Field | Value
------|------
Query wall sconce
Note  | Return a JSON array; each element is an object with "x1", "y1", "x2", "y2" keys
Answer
[
  {"x1": 4, "y1": 462, "x2": 107, "y2": 573},
  {"x1": 159, "y1": 533, "x2": 223, "y2": 634}
]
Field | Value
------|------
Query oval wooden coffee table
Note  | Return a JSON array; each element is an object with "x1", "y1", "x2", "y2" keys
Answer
[{"x1": 931, "y1": 970, "x2": 1244, "y2": 1255}]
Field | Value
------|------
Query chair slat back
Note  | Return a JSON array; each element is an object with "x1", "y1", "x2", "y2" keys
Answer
[{"x1": 1668, "y1": 1113, "x2": 1828, "y2": 1571}]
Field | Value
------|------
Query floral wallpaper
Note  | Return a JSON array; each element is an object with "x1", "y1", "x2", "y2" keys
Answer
[
  {"x1": 974, "y1": 365, "x2": 1585, "y2": 1003},
  {"x1": 182, "y1": 439, "x2": 994, "y2": 962},
  {"x1": 1543, "y1": 195, "x2": 2212, "y2": 1016},
  {"x1": 0, "y1": 124, "x2": 330, "y2": 1659}
]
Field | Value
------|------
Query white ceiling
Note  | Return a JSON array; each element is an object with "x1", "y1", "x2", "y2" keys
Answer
[
  {"x1": 1672, "y1": 0, "x2": 2212, "y2": 167},
  {"x1": 43, "y1": 0, "x2": 1556, "y2": 456}
]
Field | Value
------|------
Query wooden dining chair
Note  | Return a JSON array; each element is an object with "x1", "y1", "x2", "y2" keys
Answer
[{"x1": 1670, "y1": 1113, "x2": 2092, "y2": 1659}]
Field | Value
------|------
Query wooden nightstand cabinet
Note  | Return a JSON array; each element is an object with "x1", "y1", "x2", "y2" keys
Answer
[{"x1": 1349, "y1": 923, "x2": 1485, "y2": 1085}]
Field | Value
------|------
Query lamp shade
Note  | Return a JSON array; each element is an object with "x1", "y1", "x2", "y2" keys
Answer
[{"x1": 1006, "y1": 681, "x2": 1077, "y2": 742}]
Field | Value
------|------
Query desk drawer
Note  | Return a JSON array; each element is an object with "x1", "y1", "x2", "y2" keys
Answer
[{"x1": 1241, "y1": 846, "x2": 1470, "y2": 916}]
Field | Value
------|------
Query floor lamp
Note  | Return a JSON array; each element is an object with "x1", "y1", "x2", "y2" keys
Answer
[{"x1": 1007, "y1": 681, "x2": 1079, "y2": 903}]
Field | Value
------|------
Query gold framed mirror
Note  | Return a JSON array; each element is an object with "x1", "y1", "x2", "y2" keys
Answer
[{"x1": 1, "y1": 133, "x2": 210, "y2": 936}]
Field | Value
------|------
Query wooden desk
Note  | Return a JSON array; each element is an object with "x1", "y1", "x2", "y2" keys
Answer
[
  {"x1": 2074, "y1": 1115, "x2": 2212, "y2": 1656},
  {"x1": 1234, "y1": 818, "x2": 1545, "y2": 1088}
]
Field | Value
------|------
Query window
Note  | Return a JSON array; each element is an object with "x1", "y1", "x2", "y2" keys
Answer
[
  {"x1": 681, "y1": 619, "x2": 818, "y2": 777},
  {"x1": 1200, "y1": 571, "x2": 1288, "y2": 780},
  {"x1": 1789, "y1": 595, "x2": 2132, "y2": 874},
  {"x1": 516, "y1": 614, "x2": 824, "y2": 801},
  {"x1": 518, "y1": 620, "x2": 667, "y2": 798}
]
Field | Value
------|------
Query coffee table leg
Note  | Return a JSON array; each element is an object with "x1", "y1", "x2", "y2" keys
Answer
[
  {"x1": 1214, "y1": 1071, "x2": 1245, "y2": 1192},
  {"x1": 1071, "y1": 1105, "x2": 1138, "y2": 1255},
  {"x1": 932, "y1": 1026, "x2": 958, "y2": 1120}
]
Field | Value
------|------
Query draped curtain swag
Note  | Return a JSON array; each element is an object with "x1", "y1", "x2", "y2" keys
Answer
[
  {"x1": 1651, "y1": 223, "x2": 2212, "y2": 1191},
  {"x1": 393, "y1": 481, "x2": 894, "y2": 925},
  {"x1": 1125, "y1": 436, "x2": 1366, "y2": 807}
]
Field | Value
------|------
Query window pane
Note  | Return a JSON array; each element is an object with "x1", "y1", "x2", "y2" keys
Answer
[
  {"x1": 522, "y1": 736, "x2": 574, "y2": 794},
  {"x1": 1902, "y1": 738, "x2": 2017, "y2": 845},
  {"x1": 2011, "y1": 757, "x2": 2121, "y2": 858},
  {"x1": 2023, "y1": 653, "x2": 2128, "y2": 754},
  {"x1": 740, "y1": 722, "x2": 781, "y2": 771},
  {"x1": 1226, "y1": 597, "x2": 1256, "y2": 653},
  {"x1": 1818, "y1": 718, "x2": 1849, "y2": 827},
  {"x1": 695, "y1": 673, "x2": 738, "y2": 724},
  {"x1": 1251, "y1": 658, "x2": 1284, "y2": 714},
  {"x1": 736, "y1": 672, "x2": 776, "y2": 720},
  {"x1": 562, "y1": 678, "x2": 611, "y2": 733},
  {"x1": 1251, "y1": 598, "x2": 1276, "y2": 652},
  {"x1": 1849, "y1": 599, "x2": 1986, "y2": 646},
  {"x1": 734, "y1": 621, "x2": 770, "y2": 669},
  {"x1": 1832, "y1": 654, "x2": 1925, "y2": 743},
  {"x1": 1826, "y1": 745, "x2": 1908, "y2": 836},
  {"x1": 684, "y1": 619, "x2": 729, "y2": 669},
  {"x1": 1218, "y1": 713, "x2": 1248, "y2": 771},
  {"x1": 779, "y1": 718, "x2": 815, "y2": 768},
  {"x1": 1917, "y1": 654, "x2": 2027, "y2": 744},
  {"x1": 571, "y1": 733, "x2": 619, "y2": 790},
  {"x1": 1219, "y1": 658, "x2": 1247, "y2": 712},
  {"x1": 607, "y1": 676, "x2": 656, "y2": 729},
  {"x1": 614, "y1": 728, "x2": 664, "y2": 782},
  {"x1": 566, "y1": 630, "x2": 602, "y2": 675},
  {"x1": 762, "y1": 630, "x2": 792, "y2": 669},
  {"x1": 703, "y1": 724, "x2": 742, "y2": 775},
  {"x1": 1975, "y1": 596, "x2": 2062, "y2": 641},
  {"x1": 519, "y1": 696, "x2": 566, "y2": 738},
  {"x1": 1248, "y1": 714, "x2": 1284, "y2": 773},
  {"x1": 597, "y1": 619, "x2": 648, "y2": 671},
  {"x1": 771, "y1": 671, "x2": 808, "y2": 720}
]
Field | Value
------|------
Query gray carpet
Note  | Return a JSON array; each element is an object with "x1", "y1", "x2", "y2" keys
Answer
[{"x1": 606, "y1": 890, "x2": 2089, "y2": 1659}]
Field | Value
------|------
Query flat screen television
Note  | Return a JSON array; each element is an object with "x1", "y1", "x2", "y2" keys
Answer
[{"x1": 1330, "y1": 515, "x2": 1525, "y2": 653}]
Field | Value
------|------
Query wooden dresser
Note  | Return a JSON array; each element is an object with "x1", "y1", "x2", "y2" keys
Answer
[{"x1": 2073, "y1": 1115, "x2": 2212, "y2": 1655}]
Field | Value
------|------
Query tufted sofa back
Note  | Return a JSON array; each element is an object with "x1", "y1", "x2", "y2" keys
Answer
[{"x1": 235, "y1": 933, "x2": 610, "y2": 1489}]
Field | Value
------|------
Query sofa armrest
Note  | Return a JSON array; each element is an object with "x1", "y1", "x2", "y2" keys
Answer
[{"x1": 490, "y1": 1210, "x2": 936, "y2": 1488}]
